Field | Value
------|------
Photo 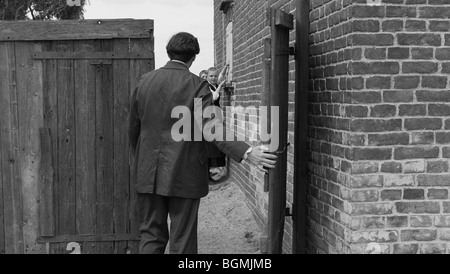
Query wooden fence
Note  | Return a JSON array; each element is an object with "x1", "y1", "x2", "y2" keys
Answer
[{"x1": 0, "y1": 19, "x2": 154, "y2": 254}]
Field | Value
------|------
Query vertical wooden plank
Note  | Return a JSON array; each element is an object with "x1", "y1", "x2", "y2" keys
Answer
[
  {"x1": 15, "y1": 41, "x2": 45, "y2": 254},
  {"x1": 128, "y1": 38, "x2": 154, "y2": 254},
  {"x1": 74, "y1": 40, "x2": 98, "y2": 254},
  {"x1": 41, "y1": 41, "x2": 59, "y2": 253},
  {"x1": 54, "y1": 40, "x2": 77, "y2": 255},
  {"x1": 38, "y1": 128, "x2": 54, "y2": 237},
  {"x1": 113, "y1": 38, "x2": 131, "y2": 254},
  {"x1": 0, "y1": 42, "x2": 16, "y2": 254},
  {"x1": 0, "y1": 42, "x2": 23, "y2": 254},
  {"x1": 95, "y1": 40, "x2": 114, "y2": 254},
  {"x1": 0, "y1": 43, "x2": 7, "y2": 254}
]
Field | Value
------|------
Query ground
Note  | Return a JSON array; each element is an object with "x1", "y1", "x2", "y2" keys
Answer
[{"x1": 197, "y1": 181, "x2": 262, "y2": 254}]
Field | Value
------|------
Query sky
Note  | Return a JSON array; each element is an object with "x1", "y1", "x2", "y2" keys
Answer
[{"x1": 83, "y1": 0, "x2": 215, "y2": 75}]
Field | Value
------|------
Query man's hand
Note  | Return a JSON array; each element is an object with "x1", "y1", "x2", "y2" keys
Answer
[{"x1": 246, "y1": 146, "x2": 277, "y2": 171}]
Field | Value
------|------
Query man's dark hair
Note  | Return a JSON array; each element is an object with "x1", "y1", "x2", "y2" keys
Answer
[{"x1": 166, "y1": 32, "x2": 200, "y2": 63}]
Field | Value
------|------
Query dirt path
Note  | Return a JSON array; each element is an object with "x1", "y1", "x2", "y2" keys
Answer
[{"x1": 197, "y1": 181, "x2": 262, "y2": 254}]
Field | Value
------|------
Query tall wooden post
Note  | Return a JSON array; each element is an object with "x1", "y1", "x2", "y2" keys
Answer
[{"x1": 266, "y1": 8, "x2": 293, "y2": 254}]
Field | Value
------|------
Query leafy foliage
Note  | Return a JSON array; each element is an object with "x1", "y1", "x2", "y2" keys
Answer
[{"x1": 0, "y1": 0, "x2": 86, "y2": 20}]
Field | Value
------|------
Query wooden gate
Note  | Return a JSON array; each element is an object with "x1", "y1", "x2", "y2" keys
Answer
[{"x1": 0, "y1": 19, "x2": 154, "y2": 254}]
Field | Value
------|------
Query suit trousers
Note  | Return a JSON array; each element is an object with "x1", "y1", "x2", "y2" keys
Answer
[{"x1": 137, "y1": 193, "x2": 200, "y2": 254}]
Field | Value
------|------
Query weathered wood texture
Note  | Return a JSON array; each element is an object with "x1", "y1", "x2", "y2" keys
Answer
[
  {"x1": 0, "y1": 20, "x2": 154, "y2": 254},
  {"x1": 0, "y1": 19, "x2": 154, "y2": 41}
]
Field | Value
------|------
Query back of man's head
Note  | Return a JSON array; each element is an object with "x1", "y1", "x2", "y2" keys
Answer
[{"x1": 166, "y1": 32, "x2": 200, "y2": 63}]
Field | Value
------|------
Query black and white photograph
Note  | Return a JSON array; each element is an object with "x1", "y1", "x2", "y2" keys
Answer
[{"x1": 0, "y1": 0, "x2": 449, "y2": 260}]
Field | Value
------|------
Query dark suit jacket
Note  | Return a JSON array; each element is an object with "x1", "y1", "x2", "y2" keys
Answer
[{"x1": 129, "y1": 61, "x2": 250, "y2": 199}]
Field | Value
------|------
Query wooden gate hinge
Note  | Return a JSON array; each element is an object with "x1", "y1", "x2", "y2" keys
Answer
[{"x1": 289, "y1": 45, "x2": 296, "y2": 56}]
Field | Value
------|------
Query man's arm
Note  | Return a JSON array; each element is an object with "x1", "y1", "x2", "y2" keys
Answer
[{"x1": 129, "y1": 86, "x2": 141, "y2": 153}]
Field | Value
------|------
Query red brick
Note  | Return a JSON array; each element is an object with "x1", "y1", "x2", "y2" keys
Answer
[
  {"x1": 427, "y1": 189, "x2": 448, "y2": 200},
  {"x1": 403, "y1": 160, "x2": 425, "y2": 173},
  {"x1": 387, "y1": 216, "x2": 408, "y2": 228},
  {"x1": 411, "y1": 216, "x2": 433, "y2": 227},
  {"x1": 382, "y1": 20, "x2": 403, "y2": 32},
  {"x1": 429, "y1": 104, "x2": 450, "y2": 116},
  {"x1": 381, "y1": 189, "x2": 402, "y2": 201},
  {"x1": 351, "y1": 190, "x2": 379, "y2": 202},
  {"x1": 393, "y1": 76, "x2": 420, "y2": 89},
  {"x1": 353, "y1": 203, "x2": 393, "y2": 216},
  {"x1": 350, "y1": 230, "x2": 398, "y2": 244},
  {"x1": 419, "y1": 6, "x2": 450, "y2": 18},
  {"x1": 350, "y1": 33, "x2": 394, "y2": 46},
  {"x1": 404, "y1": 118, "x2": 442, "y2": 130},
  {"x1": 351, "y1": 162, "x2": 379, "y2": 174},
  {"x1": 405, "y1": 20, "x2": 427, "y2": 31},
  {"x1": 403, "y1": 62, "x2": 438, "y2": 74},
  {"x1": 410, "y1": 132, "x2": 434, "y2": 145},
  {"x1": 370, "y1": 105, "x2": 397, "y2": 117},
  {"x1": 394, "y1": 147, "x2": 439, "y2": 160},
  {"x1": 345, "y1": 105, "x2": 368, "y2": 117},
  {"x1": 366, "y1": 76, "x2": 391, "y2": 89},
  {"x1": 349, "y1": 91, "x2": 382, "y2": 104},
  {"x1": 365, "y1": 48, "x2": 387, "y2": 60},
  {"x1": 427, "y1": 160, "x2": 449, "y2": 173},
  {"x1": 385, "y1": 174, "x2": 415, "y2": 187},
  {"x1": 411, "y1": 48, "x2": 434, "y2": 60},
  {"x1": 384, "y1": 90, "x2": 414, "y2": 103},
  {"x1": 368, "y1": 133, "x2": 409, "y2": 146},
  {"x1": 435, "y1": 216, "x2": 450, "y2": 227},
  {"x1": 436, "y1": 48, "x2": 450, "y2": 60},
  {"x1": 398, "y1": 33, "x2": 441, "y2": 47},
  {"x1": 444, "y1": 147, "x2": 450, "y2": 158},
  {"x1": 350, "y1": 216, "x2": 385, "y2": 230},
  {"x1": 429, "y1": 21, "x2": 450, "y2": 31},
  {"x1": 417, "y1": 174, "x2": 450, "y2": 186},
  {"x1": 403, "y1": 189, "x2": 425, "y2": 200},
  {"x1": 387, "y1": 6, "x2": 417, "y2": 17},
  {"x1": 350, "y1": 175, "x2": 383, "y2": 188},
  {"x1": 443, "y1": 63, "x2": 450, "y2": 73},
  {"x1": 351, "y1": 119, "x2": 401, "y2": 132},
  {"x1": 445, "y1": 202, "x2": 450, "y2": 213},
  {"x1": 417, "y1": 90, "x2": 450, "y2": 102},
  {"x1": 353, "y1": 147, "x2": 392, "y2": 160},
  {"x1": 351, "y1": 62, "x2": 400, "y2": 75},
  {"x1": 352, "y1": 20, "x2": 380, "y2": 32},
  {"x1": 381, "y1": 162, "x2": 402, "y2": 173},
  {"x1": 393, "y1": 244, "x2": 419, "y2": 254},
  {"x1": 388, "y1": 47, "x2": 410, "y2": 59},
  {"x1": 399, "y1": 104, "x2": 426, "y2": 116},
  {"x1": 352, "y1": 5, "x2": 385, "y2": 18},
  {"x1": 396, "y1": 202, "x2": 440, "y2": 214},
  {"x1": 422, "y1": 76, "x2": 448, "y2": 89},
  {"x1": 419, "y1": 243, "x2": 447, "y2": 254}
]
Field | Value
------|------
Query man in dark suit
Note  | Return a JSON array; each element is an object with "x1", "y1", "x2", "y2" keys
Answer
[{"x1": 129, "y1": 32, "x2": 277, "y2": 254}]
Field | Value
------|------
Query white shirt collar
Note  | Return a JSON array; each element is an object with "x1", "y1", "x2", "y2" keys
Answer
[{"x1": 171, "y1": 59, "x2": 189, "y2": 69}]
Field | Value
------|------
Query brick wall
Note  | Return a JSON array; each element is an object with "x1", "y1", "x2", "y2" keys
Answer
[
  {"x1": 307, "y1": 0, "x2": 354, "y2": 254},
  {"x1": 344, "y1": 0, "x2": 450, "y2": 254},
  {"x1": 214, "y1": 0, "x2": 450, "y2": 254},
  {"x1": 214, "y1": 0, "x2": 297, "y2": 253}
]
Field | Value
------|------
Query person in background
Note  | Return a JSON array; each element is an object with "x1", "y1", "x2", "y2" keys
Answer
[
  {"x1": 205, "y1": 66, "x2": 230, "y2": 182},
  {"x1": 199, "y1": 70, "x2": 208, "y2": 80}
]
